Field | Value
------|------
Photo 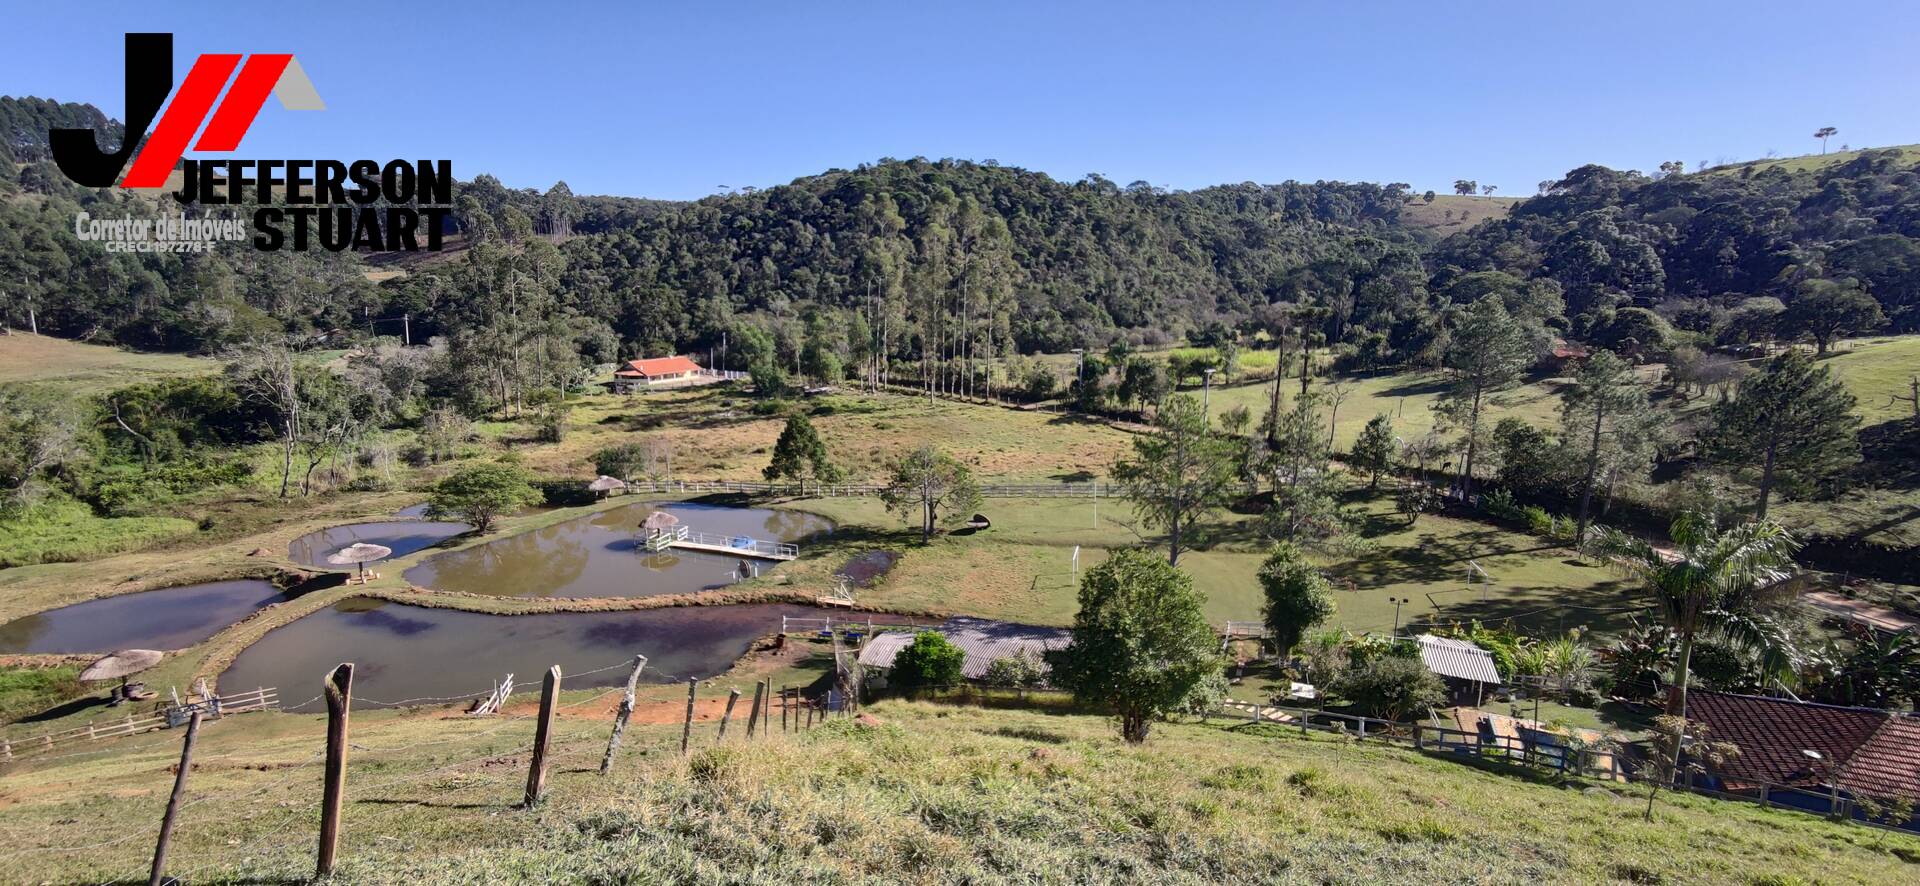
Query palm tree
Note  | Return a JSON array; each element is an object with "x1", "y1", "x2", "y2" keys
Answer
[{"x1": 1586, "y1": 513, "x2": 1799, "y2": 722}]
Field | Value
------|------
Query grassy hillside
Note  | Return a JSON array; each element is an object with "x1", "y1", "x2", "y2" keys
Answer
[
  {"x1": 1395, "y1": 193, "x2": 1522, "y2": 235},
  {"x1": 2, "y1": 698, "x2": 1915, "y2": 883},
  {"x1": 1703, "y1": 143, "x2": 1920, "y2": 177},
  {"x1": 0, "y1": 332, "x2": 216, "y2": 395}
]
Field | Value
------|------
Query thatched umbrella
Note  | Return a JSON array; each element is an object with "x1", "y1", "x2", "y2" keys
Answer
[
  {"x1": 326, "y1": 542, "x2": 393, "y2": 584},
  {"x1": 588, "y1": 475, "x2": 628, "y2": 499},
  {"x1": 81, "y1": 649, "x2": 163, "y2": 703},
  {"x1": 641, "y1": 510, "x2": 681, "y2": 533},
  {"x1": 80, "y1": 649, "x2": 164, "y2": 682}
]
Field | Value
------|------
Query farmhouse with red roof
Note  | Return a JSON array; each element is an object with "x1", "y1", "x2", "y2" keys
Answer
[{"x1": 612, "y1": 355, "x2": 704, "y2": 392}]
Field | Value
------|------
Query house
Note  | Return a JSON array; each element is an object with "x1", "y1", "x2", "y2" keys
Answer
[
  {"x1": 1545, "y1": 339, "x2": 1590, "y2": 370},
  {"x1": 857, "y1": 617, "x2": 1071, "y2": 687},
  {"x1": 612, "y1": 355, "x2": 703, "y2": 393},
  {"x1": 1685, "y1": 690, "x2": 1920, "y2": 821},
  {"x1": 1415, "y1": 634, "x2": 1502, "y2": 705}
]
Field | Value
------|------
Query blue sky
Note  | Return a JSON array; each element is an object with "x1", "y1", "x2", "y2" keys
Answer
[{"x1": 4, "y1": 1, "x2": 1917, "y2": 200}]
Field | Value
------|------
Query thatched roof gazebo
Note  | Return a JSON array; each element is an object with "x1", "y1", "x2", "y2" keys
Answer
[
  {"x1": 81, "y1": 649, "x2": 163, "y2": 704},
  {"x1": 326, "y1": 542, "x2": 393, "y2": 584},
  {"x1": 641, "y1": 510, "x2": 681, "y2": 532},
  {"x1": 588, "y1": 475, "x2": 628, "y2": 499}
]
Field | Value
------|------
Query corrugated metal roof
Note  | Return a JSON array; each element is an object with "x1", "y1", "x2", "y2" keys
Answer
[
  {"x1": 856, "y1": 617, "x2": 1071, "y2": 680},
  {"x1": 1416, "y1": 634, "x2": 1502, "y2": 684}
]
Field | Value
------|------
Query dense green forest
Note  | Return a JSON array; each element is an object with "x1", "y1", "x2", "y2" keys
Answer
[{"x1": 6, "y1": 96, "x2": 1917, "y2": 373}]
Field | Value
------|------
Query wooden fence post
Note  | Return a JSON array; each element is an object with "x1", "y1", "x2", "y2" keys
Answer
[
  {"x1": 717, "y1": 689, "x2": 741, "y2": 741},
  {"x1": 782, "y1": 686, "x2": 791, "y2": 732},
  {"x1": 1, "y1": 738, "x2": 10, "y2": 761},
  {"x1": 805, "y1": 700, "x2": 815, "y2": 730},
  {"x1": 679, "y1": 678, "x2": 697, "y2": 756},
  {"x1": 525, "y1": 666, "x2": 561, "y2": 806},
  {"x1": 599, "y1": 656, "x2": 647, "y2": 775},
  {"x1": 746, "y1": 682, "x2": 765, "y2": 738},
  {"x1": 147, "y1": 711, "x2": 201, "y2": 886},
  {"x1": 316, "y1": 663, "x2": 354, "y2": 879},
  {"x1": 1414, "y1": 723, "x2": 1424, "y2": 751}
]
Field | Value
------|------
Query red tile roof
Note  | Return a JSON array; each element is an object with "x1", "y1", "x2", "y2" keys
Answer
[
  {"x1": 614, "y1": 356, "x2": 701, "y2": 378},
  {"x1": 1687, "y1": 690, "x2": 1920, "y2": 799},
  {"x1": 1844, "y1": 716, "x2": 1920, "y2": 800}
]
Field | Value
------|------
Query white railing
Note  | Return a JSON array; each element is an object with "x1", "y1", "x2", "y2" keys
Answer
[{"x1": 675, "y1": 529, "x2": 797, "y2": 559}]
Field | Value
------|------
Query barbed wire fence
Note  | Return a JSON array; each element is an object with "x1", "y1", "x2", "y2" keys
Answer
[{"x1": 0, "y1": 646, "x2": 852, "y2": 884}]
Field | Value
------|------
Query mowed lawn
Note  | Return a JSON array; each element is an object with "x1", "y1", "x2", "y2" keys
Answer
[
  {"x1": 514, "y1": 386, "x2": 1136, "y2": 483},
  {"x1": 1199, "y1": 366, "x2": 1587, "y2": 451},
  {"x1": 0, "y1": 332, "x2": 216, "y2": 395},
  {"x1": 781, "y1": 483, "x2": 1635, "y2": 636}
]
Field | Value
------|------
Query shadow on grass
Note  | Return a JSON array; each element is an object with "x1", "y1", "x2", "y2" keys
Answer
[
  {"x1": 19, "y1": 693, "x2": 112, "y2": 723},
  {"x1": 359, "y1": 797, "x2": 501, "y2": 810}
]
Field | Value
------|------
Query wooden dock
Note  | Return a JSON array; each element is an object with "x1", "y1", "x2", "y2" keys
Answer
[{"x1": 644, "y1": 526, "x2": 798, "y2": 561}]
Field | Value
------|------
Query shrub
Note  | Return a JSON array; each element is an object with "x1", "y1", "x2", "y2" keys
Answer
[
  {"x1": 1337, "y1": 655, "x2": 1445, "y2": 722},
  {"x1": 981, "y1": 650, "x2": 1046, "y2": 690},
  {"x1": 1522, "y1": 506, "x2": 1553, "y2": 536},
  {"x1": 1481, "y1": 488, "x2": 1522, "y2": 522},
  {"x1": 534, "y1": 477, "x2": 596, "y2": 507},
  {"x1": 890, "y1": 632, "x2": 965, "y2": 693}
]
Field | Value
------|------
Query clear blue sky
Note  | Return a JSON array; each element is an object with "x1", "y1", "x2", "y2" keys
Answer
[{"x1": 5, "y1": 1, "x2": 1917, "y2": 200}]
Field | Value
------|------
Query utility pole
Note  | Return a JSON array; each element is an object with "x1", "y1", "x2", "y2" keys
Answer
[
  {"x1": 1389, "y1": 596, "x2": 1408, "y2": 637},
  {"x1": 1202, "y1": 367, "x2": 1218, "y2": 419},
  {"x1": 402, "y1": 312, "x2": 411, "y2": 346}
]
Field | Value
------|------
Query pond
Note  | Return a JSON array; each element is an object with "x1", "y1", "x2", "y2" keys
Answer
[
  {"x1": 220, "y1": 598, "x2": 849, "y2": 710},
  {"x1": 0, "y1": 580, "x2": 295, "y2": 654},
  {"x1": 401, "y1": 501, "x2": 833, "y2": 598},
  {"x1": 287, "y1": 520, "x2": 471, "y2": 568}
]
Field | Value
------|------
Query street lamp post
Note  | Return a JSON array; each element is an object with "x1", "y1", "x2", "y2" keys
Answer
[{"x1": 1388, "y1": 596, "x2": 1409, "y2": 637}]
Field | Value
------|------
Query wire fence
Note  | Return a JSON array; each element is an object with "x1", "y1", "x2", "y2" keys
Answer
[
  {"x1": 0, "y1": 650, "x2": 847, "y2": 883},
  {"x1": 1208, "y1": 700, "x2": 1920, "y2": 834}
]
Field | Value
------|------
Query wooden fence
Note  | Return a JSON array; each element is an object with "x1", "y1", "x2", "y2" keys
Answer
[
  {"x1": 621, "y1": 478, "x2": 1122, "y2": 498},
  {"x1": 1, "y1": 687, "x2": 279, "y2": 764},
  {"x1": 1211, "y1": 701, "x2": 1920, "y2": 832}
]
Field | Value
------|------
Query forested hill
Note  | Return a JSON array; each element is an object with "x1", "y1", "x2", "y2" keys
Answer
[
  {"x1": 3, "y1": 92, "x2": 1918, "y2": 364},
  {"x1": 0, "y1": 97, "x2": 121, "y2": 166},
  {"x1": 452, "y1": 161, "x2": 1420, "y2": 354},
  {"x1": 1429, "y1": 154, "x2": 1920, "y2": 338}
]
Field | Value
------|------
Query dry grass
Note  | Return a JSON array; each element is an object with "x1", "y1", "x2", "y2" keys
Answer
[
  {"x1": 2, "y1": 697, "x2": 1916, "y2": 884},
  {"x1": 0, "y1": 332, "x2": 215, "y2": 395}
]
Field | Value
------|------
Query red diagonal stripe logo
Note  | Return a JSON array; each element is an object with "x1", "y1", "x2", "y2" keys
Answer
[
  {"x1": 121, "y1": 53, "x2": 240, "y2": 188},
  {"x1": 194, "y1": 54, "x2": 292, "y2": 152}
]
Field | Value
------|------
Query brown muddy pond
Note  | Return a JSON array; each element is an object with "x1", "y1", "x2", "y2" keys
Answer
[
  {"x1": 401, "y1": 501, "x2": 833, "y2": 598},
  {"x1": 0, "y1": 580, "x2": 295, "y2": 654},
  {"x1": 220, "y1": 598, "x2": 848, "y2": 710},
  {"x1": 287, "y1": 520, "x2": 471, "y2": 568}
]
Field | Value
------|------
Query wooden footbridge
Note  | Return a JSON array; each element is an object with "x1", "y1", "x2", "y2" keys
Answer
[{"x1": 643, "y1": 524, "x2": 798, "y2": 561}]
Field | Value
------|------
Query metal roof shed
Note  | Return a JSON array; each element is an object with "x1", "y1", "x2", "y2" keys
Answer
[{"x1": 1416, "y1": 634, "x2": 1502, "y2": 685}]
